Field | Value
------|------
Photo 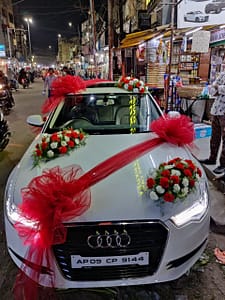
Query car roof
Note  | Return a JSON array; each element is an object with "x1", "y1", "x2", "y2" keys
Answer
[{"x1": 66, "y1": 86, "x2": 138, "y2": 95}]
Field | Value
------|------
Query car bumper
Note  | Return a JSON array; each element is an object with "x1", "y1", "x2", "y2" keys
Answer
[{"x1": 5, "y1": 208, "x2": 210, "y2": 289}]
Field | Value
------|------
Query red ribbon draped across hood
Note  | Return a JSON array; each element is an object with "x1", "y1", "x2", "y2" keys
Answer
[{"x1": 14, "y1": 113, "x2": 194, "y2": 299}]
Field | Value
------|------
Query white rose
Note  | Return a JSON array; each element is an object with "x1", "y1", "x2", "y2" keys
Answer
[
  {"x1": 150, "y1": 191, "x2": 159, "y2": 201},
  {"x1": 124, "y1": 83, "x2": 128, "y2": 90},
  {"x1": 75, "y1": 138, "x2": 80, "y2": 144},
  {"x1": 156, "y1": 185, "x2": 165, "y2": 194},
  {"x1": 173, "y1": 184, "x2": 180, "y2": 193},
  {"x1": 133, "y1": 88, "x2": 139, "y2": 93},
  {"x1": 181, "y1": 187, "x2": 189, "y2": 196},
  {"x1": 47, "y1": 150, "x2": 54, "y2": 158},
  {"x1": 133, "y1": 78, "x2": 139, "y2": 82},
  {"x1": 61, "y1": 141, "x2": 67, "y2": 147},
  {"x1": 171, "y1": 169, "x2": 181, "y2": 176},
  {"x1": 64, "y1": 136, "x2": 70, "y2": 142},
  {"x1": 182, "y1": 177, "x2": 189, "y2": 187},
  {"x1": 165, "y1": 164, "x2": 174, "y2": 170},
  {"x1": 50, "y1": 142, "x2": 58, "y2": 149},
  {"x1": 139, "y1": 80, "x2": 144, "y2": 86}
]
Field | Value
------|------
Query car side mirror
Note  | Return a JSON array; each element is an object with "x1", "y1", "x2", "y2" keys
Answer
[{"x1": 27, "y1": 115, "x2": 44, "y2": 127}]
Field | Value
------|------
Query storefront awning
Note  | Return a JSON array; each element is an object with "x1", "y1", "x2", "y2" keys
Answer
[{"x1": 120, "y1": 25, "x2": 170, "y2": 49}]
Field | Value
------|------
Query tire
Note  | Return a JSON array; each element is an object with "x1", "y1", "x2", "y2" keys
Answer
[
  {"x1": 0, "y1": 132, "x2": 10, "y2": 151},
  {"x1": 184, "y1": 17, "x2": 187, "y2": 21},
  {"x1": 216, "y1": 8, "x2": 222, "y2": 13},
  {"x1": 195, "y1": 17, "x2": 200, "y2": 22}
]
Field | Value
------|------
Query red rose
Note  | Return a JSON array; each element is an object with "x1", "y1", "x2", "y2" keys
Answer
[
  {"x1": 139, "y1": 87, "x2": 145, "y2": 93},
  {"x1": 136, "y1": 82, "x2": 141, "y2": 88},
  {"x1": 79, "y1": 133, "x2": 84, "y2": 140},
  {"x1": 35, "y1": 149, "x2": 42, "y2": 156},
  {"x1": 71, "y1": 131, "x2": 79, "y2": 138},
  {"x1": 197, "y1": 168, "x2": 202, "y2": 177},
  {"x1": 161, "y1": 170, "x2": 170, "y2": 177},
  {"x1": 68, "y1": 140, "x2": 75, "y2": 148},
  {"x1": 128, "y1": 85, "x2": 133, "y2": 91},
  {"x1": 51, "y1": 133, "x2": 60, "y2": 142},
  {"x1": 171, "y1": 175, "x2": 180, "y2": 184},
  {"x1": 189, "y1": 179, "x2": 195, "y2": 188},
  {"x1": 160, "y1": 177, "x2": 169, "y2": 188},
  {"x1": 147, "y1": 177, "x2": 155, "y2": 188},
  {"x1": 176, "y1": 163, "x2": 185, "y2": 170},
  {"x1": 59, "y1": 146, "x2": 67, "y2": 154},
  {"x1": 41, "y1": 142, "x2": 48, "y2": 150},
  {"x1": 163, "y1": 192, "x2": 175, "y2": 202},
  {"x1": 184, "y1": 169, "x2": 192, "y2": 177}
]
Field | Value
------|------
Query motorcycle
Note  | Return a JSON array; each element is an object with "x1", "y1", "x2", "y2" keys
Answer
[
  {"x1": 0, "y1": 84, "x2": 15, "y2": 115},
  {"x1": 0, "y1": 110, "x2": 10, "y2": 151}
]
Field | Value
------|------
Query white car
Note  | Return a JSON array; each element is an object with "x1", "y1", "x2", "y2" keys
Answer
[
  {"x1": 4, "y1": 78, "x2": 210, "y2": 291},
  {"x1": 184, "y1": 11, "x2": 209, "y2": 22}
]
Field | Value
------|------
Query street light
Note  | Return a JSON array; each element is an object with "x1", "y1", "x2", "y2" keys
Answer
[{"x1": 24, "y1": 17, "x2": 32, "y2": 58}]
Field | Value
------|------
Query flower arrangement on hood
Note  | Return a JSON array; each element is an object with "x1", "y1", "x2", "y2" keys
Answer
[
  {"x1": 117, "y1": 76, "x2": 148, "y2": 93},
  {"x1": 32, "y1": 128, "x2": 88, "y2": 167},
  {"x1": 146, "y1": 157, "x2": 202, "y2": 203}
]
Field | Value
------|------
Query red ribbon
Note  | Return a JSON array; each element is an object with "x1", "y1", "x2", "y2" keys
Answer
[{"x1": 14, "y1": 114, "x2": 194, "y2": 299}]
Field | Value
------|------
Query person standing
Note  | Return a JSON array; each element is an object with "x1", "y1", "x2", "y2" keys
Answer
[
  {"x1": 199, "y1": 72, "x2": 225, "y2": 174},
  {"x1": 43, "y1": 68, "x2": 57, "y2": 98}
]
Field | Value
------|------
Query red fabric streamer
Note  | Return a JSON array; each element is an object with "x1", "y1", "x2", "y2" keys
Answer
[{"x1": 14, "y1": 114, "x2": 194, "y2": 299}]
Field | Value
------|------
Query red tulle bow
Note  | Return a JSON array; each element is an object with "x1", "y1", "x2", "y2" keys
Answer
[
  {"x1": 41, "y1": 76, "x2": 114, "y2": 115},
  {"x1": 41, "y1": 75, "x2": 86, "y2": 114},
  {"x1": 14, "y1": 113, "x2": 194, "y2": 299}
]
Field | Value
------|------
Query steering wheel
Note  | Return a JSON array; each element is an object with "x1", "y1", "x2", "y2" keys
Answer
[{"x1": 61, "y1": 117, "x2": 91, "y2": 129}]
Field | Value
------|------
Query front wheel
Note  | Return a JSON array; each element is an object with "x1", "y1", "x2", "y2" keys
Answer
[{"x1": 0, "y1": 132, "x2": 10, "y2": 151}]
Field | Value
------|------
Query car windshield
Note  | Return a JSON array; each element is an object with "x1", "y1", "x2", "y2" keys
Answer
[{"x1": 45, "y1": 91, "x2": 162, "y2": 134}]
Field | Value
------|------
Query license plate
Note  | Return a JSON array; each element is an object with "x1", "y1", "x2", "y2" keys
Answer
[{"x1": 71, "y1": 252, "x2": 149, "y2": 269}]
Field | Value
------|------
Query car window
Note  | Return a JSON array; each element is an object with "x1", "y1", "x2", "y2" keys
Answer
[{"x1": 46, "y1": 92, "x2": 161, "y2": 134}]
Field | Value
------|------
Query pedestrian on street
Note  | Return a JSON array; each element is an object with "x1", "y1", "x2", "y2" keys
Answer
[
  {"x1": 43, "y1": 68, "x2": 57, "y2": 98},
  {"x1": 199, "y1": 72, "x2": 225, "y2": 174}
]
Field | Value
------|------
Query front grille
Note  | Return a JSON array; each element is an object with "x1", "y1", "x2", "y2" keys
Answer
[{"x1": 52, "y1": 220, "x2": 168, "y2": 281}]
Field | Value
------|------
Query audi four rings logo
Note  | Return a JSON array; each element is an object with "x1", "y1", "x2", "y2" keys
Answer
[{"x1": 87, "y1": 230, "x2": 131, "y2": 249}]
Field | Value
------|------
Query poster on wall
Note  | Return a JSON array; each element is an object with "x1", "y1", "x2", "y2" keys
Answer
[
  {"x1": 191, "y1": 30, "x2": 210, "y2": 52},
  {"x1": 177, "y1": 0, "x2": 225, "y2": 29}
]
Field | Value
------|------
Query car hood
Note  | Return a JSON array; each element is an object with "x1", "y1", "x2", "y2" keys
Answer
[{"x1": 10, "y1": 133, "x2": 205, "y2": 222}]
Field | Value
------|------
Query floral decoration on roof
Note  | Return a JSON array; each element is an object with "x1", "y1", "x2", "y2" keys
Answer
[{"x1": 117, "y1": 76, "x2": 148, "y2": 93}]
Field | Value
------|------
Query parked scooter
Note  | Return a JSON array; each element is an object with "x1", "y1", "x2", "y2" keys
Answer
[
  {"x1": 0, "y1": 83, "x2": 15, "y2": 115},
  {"x1": 0, "y1": 109, "x2": 10, "y2": 151}
]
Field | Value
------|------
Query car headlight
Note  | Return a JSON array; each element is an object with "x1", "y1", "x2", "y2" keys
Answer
[
  {"x1": 170, "y1": 180, "x2": 209, "y2": 227},
  {"x1": 4, "y1": 167, "x2": 37, "y2": 228}
]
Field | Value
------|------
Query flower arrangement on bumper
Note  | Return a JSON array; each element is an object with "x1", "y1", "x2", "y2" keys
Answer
[
  {"x1": 32, "y1": 128, "x2": 87, "y2": 167},
  {"x1": 146, "y1": 157, "x2": 202, "y2": 203},
  {"x1": 117, "y1": 76, "x2": 148, "y2": 93}
]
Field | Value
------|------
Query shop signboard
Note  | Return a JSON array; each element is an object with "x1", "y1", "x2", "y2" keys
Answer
[
  {"x1": 210, "y1": 28, "x2": 225, "y2": 44},
  {"x1": 138, "y1": 10, "x2": 150, "y2": 30},
  {"x1": 0, "y1": 44, "x2": 6, "y2": 57},
  {"x1": 177, "y1": 0, "x2": 225, "y2": 29}
]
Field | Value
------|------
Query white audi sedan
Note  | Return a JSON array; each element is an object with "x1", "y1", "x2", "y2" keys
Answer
[{"x1": 4, "y1": 78, "x2": 210, "y2": 291}]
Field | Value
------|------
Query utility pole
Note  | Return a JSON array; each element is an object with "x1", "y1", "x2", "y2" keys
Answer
[
  {"x1": 90, "y1": 0, "x2": 97, "y2": 73},
  {"x1": 108, "y1": 0, "x2": 113, "y2": 80}
]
